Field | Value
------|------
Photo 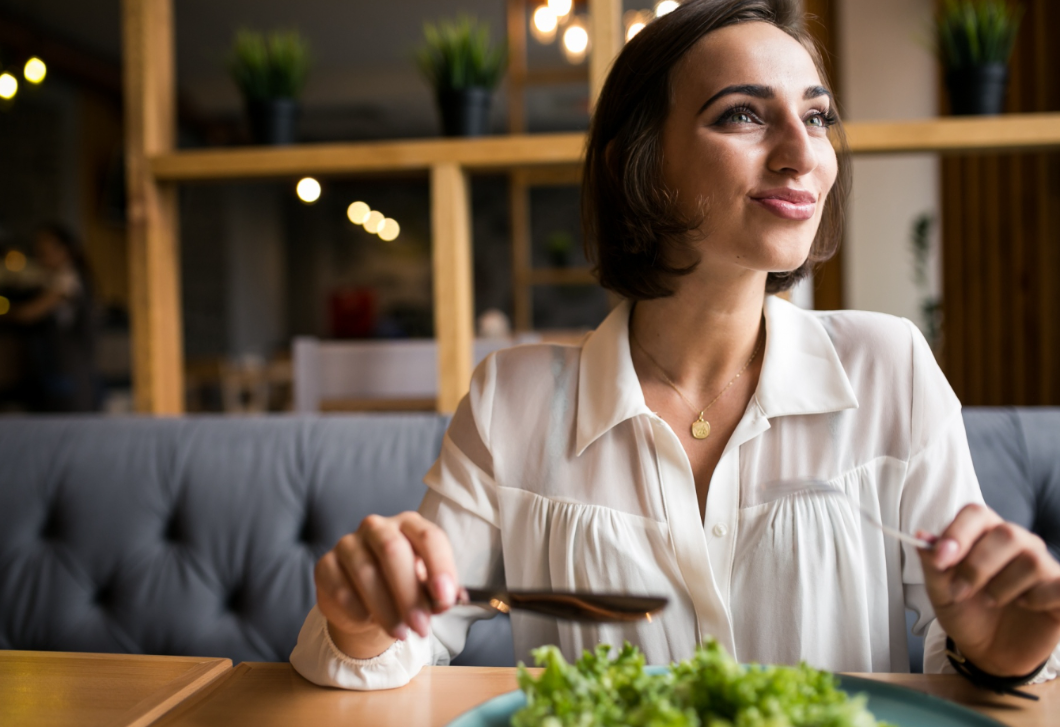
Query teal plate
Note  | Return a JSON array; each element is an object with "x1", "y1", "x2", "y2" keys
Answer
[{"x1": 446, "y1": 671, "x2": 1004, "y2": 727}]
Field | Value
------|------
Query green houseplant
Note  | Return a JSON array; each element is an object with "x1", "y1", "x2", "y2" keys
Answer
[
  {"x1": 229, "y1": 29, "x2": 311, "y2": 144},
  {"x1": 416, "y1": 15, "x2": 507, "y2": 137},
  {"x1": 936, "y1": 0, "x2": 1023, "y2": 115}
]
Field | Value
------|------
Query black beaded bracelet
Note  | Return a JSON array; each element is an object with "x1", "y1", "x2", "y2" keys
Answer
[{"x1": 945, "y1": 637, "x2": 1047, "y2": 701}]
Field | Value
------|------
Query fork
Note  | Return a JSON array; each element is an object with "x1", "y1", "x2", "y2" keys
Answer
[{"x1": 759, "y1": 478, "x2": 935, "y2": 550}]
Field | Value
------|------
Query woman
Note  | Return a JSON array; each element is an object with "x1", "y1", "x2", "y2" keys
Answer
[{"x1": 291, "y1": 0, "x2": 1060, "y2": 690}]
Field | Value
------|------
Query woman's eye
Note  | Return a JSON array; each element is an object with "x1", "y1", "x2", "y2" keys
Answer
[{"x1": 720, "y1": 108, "x2": 755, "y2": 124}]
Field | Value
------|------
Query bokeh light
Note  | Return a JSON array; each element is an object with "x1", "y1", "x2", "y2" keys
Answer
[
  {"x1": 24, "y1": 57, "x2": 47, "y2": 84},
  {"x1": 654, "y1": 0, "x2": 680, "y2": 17},
  {"x1": 377, "y1": 218, "x2": 400, "y2": 242},
  {"x1": 563, "y1": 23, "x2": 589, "y2": 56},
  {"x1": 547, "y1": 0, "x2": 573, "y2": 20},
  {"x1": 0, "y1": 297, "x2": 9, "y2": 316},
  {"x1": 347, "y1": 201, "x2": 371, "y2": 225},
  {"x1": 5, "y1": 250, "x2": 27, "y2": 272},
  {"x1": 363, "y1": 210, "x2": 385, "y2": 234},
  {"x1": 626, "y1": 21, "x2": 646, "y2": 40},
  {"x1": 296, "y1": 177, "x2": 321, "y2": 204},
  {"x1": 532, "y1": 5, "x2": 558, "y2": 41},
  {"x1": 0, "y1": 73, "x2": 18, "y2": 100}
]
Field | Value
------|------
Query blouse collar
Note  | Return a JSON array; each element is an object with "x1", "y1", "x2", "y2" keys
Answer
[{"x1": 574, "y1": 295, "x2": 859, "y2": 456}]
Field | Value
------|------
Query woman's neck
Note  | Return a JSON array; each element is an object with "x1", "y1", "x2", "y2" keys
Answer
[{"x1": 628, "y1": 271, "x2": 767, "y2": 400}]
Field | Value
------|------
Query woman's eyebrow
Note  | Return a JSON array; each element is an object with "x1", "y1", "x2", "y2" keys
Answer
[{"x1": 697, "y1": 84, "x2": 834, "y2": 115}]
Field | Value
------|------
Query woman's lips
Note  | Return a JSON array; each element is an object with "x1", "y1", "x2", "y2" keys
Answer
[{"x1": 750, "y1": 190, "x2": 817, "y2": 221}]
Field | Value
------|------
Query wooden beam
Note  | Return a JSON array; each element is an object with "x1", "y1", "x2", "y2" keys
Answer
[
  {"x1": 588, "y1": 0, "x2": 622, "y2": 108},
  {"x1": 151, "y1": 133, "x2": 587, "y2": 181},
  {"x1": 844, "y1": 113, "x2": 1060, "y2": 154},
  {"x1": 431, "y1": 163, "x2": 475, "y2": 414},
  {"x1": 123, "y1": 0, "x2": 184, "y2": 414},
  {"x1": 150, "y1": 115, "x2": 1060, "y2": 183}
]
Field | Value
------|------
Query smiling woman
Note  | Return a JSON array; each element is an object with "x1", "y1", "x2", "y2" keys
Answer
[
  {"x1": 289, "y1": 0, "x2": 1060, "y2": 694},
  {"x1": 583, "y1": 1, "x2": 849, "y2": 301}
]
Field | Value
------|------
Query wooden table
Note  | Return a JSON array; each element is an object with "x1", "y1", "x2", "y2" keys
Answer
[
  {"x1": 0, "y1": 651, "x2": 230, "y2": 727},
  {"x1": 150, "y1": 664, "x2": 1060, "y2": 727}
]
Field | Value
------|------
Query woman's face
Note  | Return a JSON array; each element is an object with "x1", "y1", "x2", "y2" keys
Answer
[{"x1": 660, "y1": 21, "x2": 839, "y2": 284}]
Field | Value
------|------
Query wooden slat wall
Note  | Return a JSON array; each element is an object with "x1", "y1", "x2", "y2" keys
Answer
[{"x1": 940, "y1": 0, "x2": 1059, "y2": 405}]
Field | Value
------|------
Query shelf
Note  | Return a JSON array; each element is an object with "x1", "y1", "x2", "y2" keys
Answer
[
  {"x1": 525, "y1": 267, "x2": 597, "y2": 286},
  {"x1": 150, "y1": 133, "x2": 586, "y2": 181},
  {"x1": 843, "y1": 112, "x2": 1060, "y2": 154},
  {"x1": 149, "y1": 113, "x2": 1060, "y2": 183}
]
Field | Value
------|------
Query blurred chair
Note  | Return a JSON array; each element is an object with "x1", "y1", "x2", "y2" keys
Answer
[{"x1": 292, "y1": 336, "x2": 539, "y2": 413}]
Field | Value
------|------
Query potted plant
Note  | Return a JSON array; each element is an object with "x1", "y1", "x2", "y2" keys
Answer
[
  {"x1": 229, "y1": 29, "x2": 310, "y2": 145},
  {"x1": 416, "y1": 15, "x2": 507, "y2": 137},
  {"x1": 936, "y1": 0, "x2": 1023, "y2": 115}
]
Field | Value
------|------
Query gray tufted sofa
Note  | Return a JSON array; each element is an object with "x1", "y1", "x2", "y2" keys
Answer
[{"x1": 1, "y1": 408, "x2": 1058, "y2": 672}]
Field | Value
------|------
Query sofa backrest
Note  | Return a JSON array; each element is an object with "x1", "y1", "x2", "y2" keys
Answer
[
  {"x1": 2, "y1": 408, "x2": 1058, "y2": 669},
  {"x1": 0, "y1": 415, "x2": 448, "y2": 663}
]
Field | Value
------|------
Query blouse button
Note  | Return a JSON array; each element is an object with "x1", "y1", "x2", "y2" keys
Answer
[{"x1": 712, "y1": 523, "x2": 728, "y2": 538}]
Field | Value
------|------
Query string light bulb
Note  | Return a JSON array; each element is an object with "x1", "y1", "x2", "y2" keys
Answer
[
  {"x1": 562, "y1": 18, "x2": 590, "y2": 63},
  {"x1": 24, "y1": 57, "x2": 47, "y2": 84},
  {"x1": 547, "y1": 0, "x2": 573, "y2": 21},
  {"x1": 347, "y1": 201, "x2": 371, "y2": 225},
  {"x1": 377, "y1": 218, "x2": 400, "y2": 242},
  {"x1": 0, "y1": 73, "x2": 18, "y2": 100},
  {"x1": 654, "y1": 0, "x2": 680, "y2": 17},
  {"x1": 296, "y1": 177, "x2": 321, "y2": 204},
  {"x1": 624, "y1": 9, "x2": 652, "y2": 42},
  {"x1": 363, "y1": 210, "x2": 385, "y2": 234},
  {"x1": 531, "y1": 5, "x2": 558, "y2": 43}
]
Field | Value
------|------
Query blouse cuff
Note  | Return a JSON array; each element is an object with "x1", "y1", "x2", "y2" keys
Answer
[{"x1": 289, "y1": 605, "x2": 432, "y2": 690}]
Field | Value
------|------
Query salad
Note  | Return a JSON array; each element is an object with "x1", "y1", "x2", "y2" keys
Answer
[{"x1": 512, "y1": 640, "x2": 893, "y2": 727}]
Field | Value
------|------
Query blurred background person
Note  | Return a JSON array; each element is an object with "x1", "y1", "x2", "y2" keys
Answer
[{"x1": 8, "y1": 224, "x2": 100, "y2": 412}]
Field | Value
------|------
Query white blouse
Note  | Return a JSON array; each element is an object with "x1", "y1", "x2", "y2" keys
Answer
[{"x1": 291, "y1": 296, "x2": 1060, "y2": 690}]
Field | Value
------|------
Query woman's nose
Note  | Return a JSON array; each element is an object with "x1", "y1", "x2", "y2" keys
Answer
[{"x1": 766, "y1": 115, "x2": 818, "y2": 177}]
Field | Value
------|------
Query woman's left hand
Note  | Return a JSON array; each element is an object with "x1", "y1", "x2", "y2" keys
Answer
[{"x1": 919, "y1": 503, "x2": 1060, "y2": 676}]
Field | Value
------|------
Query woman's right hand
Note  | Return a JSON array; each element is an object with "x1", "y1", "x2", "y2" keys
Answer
[{"x1": 314, "y1": 511, "x2": 460, "y2": 659}]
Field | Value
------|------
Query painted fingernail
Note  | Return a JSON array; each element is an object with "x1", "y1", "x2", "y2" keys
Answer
[
  {"x1": 409, "y1": 609, "x2": 430, "y2": 637},
  {"x1": 432, "y1": 574, "x2": 457, "y2": 608},
  {"x1": 951, "y1": 579, "x2": 971, "y2": 602},
  {"x1": 934, "y1": 539, "x2": 960, "y2": 569},
  {"x1": 392, "y1": 624, "x2": 409, "y2": 641}
]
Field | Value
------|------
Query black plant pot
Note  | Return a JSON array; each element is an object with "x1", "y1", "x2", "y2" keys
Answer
[
  {"x1": 246, "y1": 98, "x2": 300, "y2": 145},
  {"x1": 945, "y1": 64, "x2": 1008, "y2": 116},
  {"x1": 437, "y1": 88, "x2": 492, "y2": 137}
]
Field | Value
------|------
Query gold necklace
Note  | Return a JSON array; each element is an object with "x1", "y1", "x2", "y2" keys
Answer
[{"x1": 632, "y1": 330, "x2": 763, "y2": 441}]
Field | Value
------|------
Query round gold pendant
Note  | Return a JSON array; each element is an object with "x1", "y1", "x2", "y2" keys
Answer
[{"x1": 691, "y1": 417, "x2": 711, "y2": 440}]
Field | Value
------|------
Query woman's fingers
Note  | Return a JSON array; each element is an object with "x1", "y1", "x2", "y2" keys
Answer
[
  {"x1": 335, "y1": 526, "x2": 409, "y2": 639},
  {"x1": 930, "y1": 503, "x2": 1001, "y2": 571},
  {"x1": 949, "y1": 522, "x2": 1033, "y2": 603},
  {"x1": 314, "y1": 550, "x2": 371, "y2": 632},
  {"x1": 1018, "y1": 578, "x2": 1060, "y2": 611},
  {"x1": 397, "y1": 513, "x2": 459, "y2": 613},
  {"x1": 359, "y1": 514, "x2": 432, "y2": 638}
]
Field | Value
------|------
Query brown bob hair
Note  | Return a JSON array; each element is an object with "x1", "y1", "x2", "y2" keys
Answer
[{"x1": 582, "y1": 0, "x2": 850, "y2": 299}]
